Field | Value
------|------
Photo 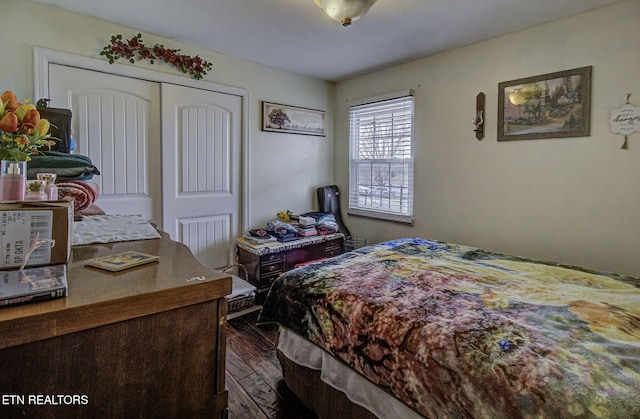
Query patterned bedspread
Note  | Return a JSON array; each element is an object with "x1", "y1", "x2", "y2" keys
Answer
[{"x1": 257, "y1": 238, "x2": 640, "y2": 419}]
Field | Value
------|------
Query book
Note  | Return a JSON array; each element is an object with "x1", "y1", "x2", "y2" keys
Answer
[
  {"x1": 85, "y1": 251, "x2": 159, "y2": 272},
  {"x1": 0, "y1": 264, "x2": 67, "y2": 308},
  {"x1": 237, "y1": 237, "x2": 281, "y2": 249},
  {"x1": 241, "y1": 234, "x2": 277, "y2": 245},
  {"x1": 248, "y1": 228, "x2": 271, "y2": 238}
]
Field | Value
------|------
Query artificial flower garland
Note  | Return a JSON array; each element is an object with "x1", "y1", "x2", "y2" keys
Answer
[{"x1": 100, "y1": 33, "x2": 212, "y2": 80}]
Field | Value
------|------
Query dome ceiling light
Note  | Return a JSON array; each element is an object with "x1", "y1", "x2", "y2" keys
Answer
[{"x1": 313, "y1": 0, "x2": 378, "y2": 27}]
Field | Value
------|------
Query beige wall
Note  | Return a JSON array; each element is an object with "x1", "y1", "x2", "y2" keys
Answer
[
  {"x1": 3, "y1": 1, "x2": 639, "y2": 277},
  {"x1": 334, "y1": 1, "x2": 640, "y2": 276},
  {"x1": 0, "y1": 0, "x2": 334, "y2": 229}
]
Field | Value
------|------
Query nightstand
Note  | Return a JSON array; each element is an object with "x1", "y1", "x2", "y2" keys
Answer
[{"x1": 236, "y1": 233, "x2": 344, "y2": 302}]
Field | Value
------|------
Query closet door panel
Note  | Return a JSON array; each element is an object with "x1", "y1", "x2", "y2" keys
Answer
[
  {"x1": 161, "y1": 84, "x2": 242, "y2": 269},
  {"x1": 48, "y1": 64, "x2": 161, "y2": 224}
]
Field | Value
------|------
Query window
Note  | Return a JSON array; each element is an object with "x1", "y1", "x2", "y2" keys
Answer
[{"x1": 348, "y1": 90, "x2": 414, "y2": 224}]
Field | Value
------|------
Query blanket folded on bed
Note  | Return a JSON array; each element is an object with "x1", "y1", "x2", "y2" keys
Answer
[{"x1": 258, "y1": 238, "x2": 640, "y2": 419}]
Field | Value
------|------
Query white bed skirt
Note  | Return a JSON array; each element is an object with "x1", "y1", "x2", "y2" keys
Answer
[{"x1": 278, "y1": 327, "x2": 424, "y2": 419}]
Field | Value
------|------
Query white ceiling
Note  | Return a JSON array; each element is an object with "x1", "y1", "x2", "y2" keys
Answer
[{"x1": 32, "y1": 0, "x2": 621, "y2": 82}]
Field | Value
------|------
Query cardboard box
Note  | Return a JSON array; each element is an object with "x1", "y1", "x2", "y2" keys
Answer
[{"x1": 0, "y1": 201, "x2": 73, "y2": 270}]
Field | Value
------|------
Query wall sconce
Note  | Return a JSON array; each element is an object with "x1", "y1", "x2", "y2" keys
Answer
[
  {"x1": 474, "y1": 92, "x2": 485, "y2": 140},
  {"x1": 473, "y1": 110, "x2": 484, "y2": 130},
  {"x1": 314, "y1": 0, "x2": 377, "y2": 27}
]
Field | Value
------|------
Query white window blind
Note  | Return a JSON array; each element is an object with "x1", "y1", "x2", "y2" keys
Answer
[{"x1": 348, "y1": 90, "x2": 414, "y2": 224}]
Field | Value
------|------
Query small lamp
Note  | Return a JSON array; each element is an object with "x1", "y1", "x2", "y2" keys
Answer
[{"x1": 314, "y1": 0, "x2": 377, "y2": 27}]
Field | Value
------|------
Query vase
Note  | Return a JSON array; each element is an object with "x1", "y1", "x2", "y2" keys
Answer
[
  {"x1": 0, "y1": 160, "x2": 27, "y2": 201},
  {"x1": 37, "y1": 173, "x2": 59, "y2": 200},
  {"x1": 25, "y1": 180, "x2": 48, "y2": 201}
]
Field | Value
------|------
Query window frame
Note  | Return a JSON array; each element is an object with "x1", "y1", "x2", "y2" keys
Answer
[{"x1": 347, "y1": 90, "x2": 415, "y2": 224}]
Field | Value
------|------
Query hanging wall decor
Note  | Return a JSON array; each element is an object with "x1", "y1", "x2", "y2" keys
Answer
[
  {"x1": 100, "y1": 33, "x2": 212, "y2": 80},
  {"x1": 473, "y1": 92, "x2": 485, "y2": 141},
  {"x1": 498, "y1": 66, "x2": 592, "y2": 141},
  {"x1": 262, "y1": 101, "x2": 326, "y2": 136},
  {"x1": 608, "y1": 94, "x2": 640, "y2": 149}
]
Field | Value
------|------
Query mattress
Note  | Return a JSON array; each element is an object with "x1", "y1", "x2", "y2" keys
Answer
[{"x1": 258, "y1": 238, "x2": 640, "y2": 418}]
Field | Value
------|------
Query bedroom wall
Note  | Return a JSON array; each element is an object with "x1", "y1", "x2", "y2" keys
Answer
[
  {"x1": 0, "y1": 0, "x2": 334, "y2": 230},
  {"x1": 334, "y1": 1, "x2": 640, "y2": 277}
]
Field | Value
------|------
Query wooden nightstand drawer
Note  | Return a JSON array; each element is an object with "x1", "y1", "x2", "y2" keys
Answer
[
  {"x1": 261, "y1": 260, "x2": 283, "y2": 276},
  {"x1": 260, "y1": 252, "x2": 284, "y2": 281},
  {"x1": 325, "y1": 247, "x2": 341, "y2": 258},
  {"x1": 259, "y1": 272, "x2": 281, "y2": 289},
  {"x1": 324, "y1": 239, "x2": 343, "y2": 257},
  {"x1": 261, "y1": 253, "x2": 284, "y2": 264}
]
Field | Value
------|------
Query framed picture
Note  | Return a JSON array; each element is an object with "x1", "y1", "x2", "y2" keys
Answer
[
  {"x1": 262, "y1": 101, "x2": 326, "y2": 136},
  {"x1": 498, "y1": 66, "x2": 592, "y2": 141}
]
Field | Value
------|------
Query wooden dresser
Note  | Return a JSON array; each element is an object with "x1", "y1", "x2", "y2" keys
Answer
[
  {"x1": 236, "y1": 233, "x2": 344, "y2": 302},
  {"x1": 0, "y1": 232, "x2": 231, "y2": 419}
]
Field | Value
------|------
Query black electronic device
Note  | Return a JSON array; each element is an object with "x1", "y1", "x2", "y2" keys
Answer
[
  {"x1": 316, "y1": 185, "x2": 350, "y2": 236},
  {"x1": 37, "y1": 99, "x2": 72, "y2": 153}
]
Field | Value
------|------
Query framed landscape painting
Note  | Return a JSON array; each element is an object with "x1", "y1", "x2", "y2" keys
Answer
[
  {"x1": 262, "y1": 101, "x2": 326, "y2": 137},
  {"x1": 498, "y1": 66, "x2": 592, "y2": 141}
]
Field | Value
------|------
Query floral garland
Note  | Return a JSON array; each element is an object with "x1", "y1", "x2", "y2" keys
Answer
[{"x1": 100, "y1": 33, "x2": 212, "y2": 80}]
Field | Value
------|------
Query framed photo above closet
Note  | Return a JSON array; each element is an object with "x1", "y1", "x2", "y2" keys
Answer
[{"x1": 262, "y1": 101, "x2": 326, "y2": 137}]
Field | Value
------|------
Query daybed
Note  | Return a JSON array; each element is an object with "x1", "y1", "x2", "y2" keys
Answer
[{"x1": 257, "y1": 238, "x2": 640, "y2": 418}]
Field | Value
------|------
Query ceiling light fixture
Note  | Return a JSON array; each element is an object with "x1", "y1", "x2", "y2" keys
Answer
[{"x1": 314, "y1": 0, "x2": 377, "y2": 27}]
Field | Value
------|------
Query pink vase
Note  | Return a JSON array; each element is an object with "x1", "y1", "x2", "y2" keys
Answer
[{"x1": 0, "y1": 160, "x2": 27, "y2": 201}]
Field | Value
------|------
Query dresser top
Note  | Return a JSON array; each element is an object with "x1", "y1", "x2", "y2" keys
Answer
[{"x1": 0, "y1": 231, "x2": 231, "y2": 349}]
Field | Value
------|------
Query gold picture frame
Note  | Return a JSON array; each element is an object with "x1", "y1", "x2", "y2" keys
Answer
[{"x1": 498, "y1": 66, "x2": 592, "y2": 141}]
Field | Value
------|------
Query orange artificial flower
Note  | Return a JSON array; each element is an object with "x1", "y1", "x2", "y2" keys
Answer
[
  {"x1": 0, "y1": 112, "x2": 18, "y2": 133},
  {"x1": 21, "y1": 108, "x2": 40, "y2": 134},
  {"x1": 0, "y1": 91, "x2": 18, "y2": 112},
  {"x1": 14, "y1": 103, "x2": 36, "y2": 122}
]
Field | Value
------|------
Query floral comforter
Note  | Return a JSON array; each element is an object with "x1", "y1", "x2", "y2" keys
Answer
[{"x1": 257, "y1": 238, "x2": 640, "y2": 419}]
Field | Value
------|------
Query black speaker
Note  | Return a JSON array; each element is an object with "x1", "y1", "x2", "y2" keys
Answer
[{"x1": 317, "y1": 185, "x2": 350, "y2": 236}]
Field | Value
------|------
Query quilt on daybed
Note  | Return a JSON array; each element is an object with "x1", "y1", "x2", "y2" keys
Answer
[{"x1": 257, "y1": 238, "x2": 640, "y2": 418}]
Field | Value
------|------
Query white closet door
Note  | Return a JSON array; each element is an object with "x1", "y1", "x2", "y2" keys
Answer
[
  {"x1": 48, "y1": 64, "x2": 161, "y2": 224},
  {"x1": 161, "y1": 84, "x2": 242, "y2": 269}
]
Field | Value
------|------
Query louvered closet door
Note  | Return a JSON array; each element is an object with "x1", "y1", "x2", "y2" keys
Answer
[
  {"x1": 48, "y1": 64, "x2": 162, "y2": 224},
  {"x1": 161, "y1": 84, "x2": 242, "y2": 269}
]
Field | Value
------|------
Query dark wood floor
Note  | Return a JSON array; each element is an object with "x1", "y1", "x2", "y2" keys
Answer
[{"x1": 226, "y1": 310, "x2": 318, "y2": 419}]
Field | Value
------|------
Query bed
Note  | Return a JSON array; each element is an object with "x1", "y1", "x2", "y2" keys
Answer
[{"x1": 257, "y1": 238, "x2": 640, "y2": 418}]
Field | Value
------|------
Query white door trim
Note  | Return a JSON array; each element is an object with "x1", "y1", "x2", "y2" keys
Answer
[{"x1": 33, "y1": 47, "x2": 250, "y2": 235}]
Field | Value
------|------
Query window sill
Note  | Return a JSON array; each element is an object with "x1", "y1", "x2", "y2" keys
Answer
[{"x1": 347, "y1": 209, "x2": 414, "y2": 225}]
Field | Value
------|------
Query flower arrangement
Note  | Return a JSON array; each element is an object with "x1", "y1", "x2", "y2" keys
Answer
[
  {"x1": 0, "y1": 91, "x2": 55, "y2": 161},
  {"x1": 100, "y1": 33, "x2": 213, "y2": 80},
  {"x1": 277, "y1": 210, "x2": 293, "y2": 223}
]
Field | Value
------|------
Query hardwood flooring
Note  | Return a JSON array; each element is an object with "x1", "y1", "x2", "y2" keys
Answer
[{"x1": 226, "y1": 310, "x2": 318, "y2": 419}]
